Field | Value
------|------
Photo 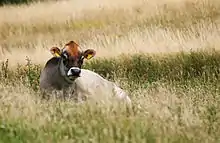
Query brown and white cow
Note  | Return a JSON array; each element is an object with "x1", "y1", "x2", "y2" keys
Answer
[{"x1": 39, "y1": 41, "x2": 131, "y2": 105}]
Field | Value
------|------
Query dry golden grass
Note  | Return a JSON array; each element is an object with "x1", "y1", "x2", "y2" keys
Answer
[
  {"x1": 0, "y1": 82, "x2": 217, "y2": 142},
  {"x1": 1, "y1": 0, "x2": 220, "y2": 67}
]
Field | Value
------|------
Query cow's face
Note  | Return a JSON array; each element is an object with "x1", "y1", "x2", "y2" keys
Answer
[{"x1": 50, "y1": 41, "x2": 96, "y2": 80}]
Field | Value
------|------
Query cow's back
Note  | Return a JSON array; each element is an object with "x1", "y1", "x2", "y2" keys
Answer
[
  {"x1": 74, "y1": 69, "x2": 131, "y2": 104},
  {"x1": 74, "y1": 69, "x2": 114, "y2": 101}
]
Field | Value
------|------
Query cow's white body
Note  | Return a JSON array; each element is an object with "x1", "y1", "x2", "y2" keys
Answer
[{"x1": 72, "y1": 69, "x2": 131, "y2": 105}]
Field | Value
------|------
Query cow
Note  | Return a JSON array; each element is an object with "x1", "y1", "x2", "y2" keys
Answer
[{"x1": 39, "y1": 41, "x2": 131, "y2": 105}]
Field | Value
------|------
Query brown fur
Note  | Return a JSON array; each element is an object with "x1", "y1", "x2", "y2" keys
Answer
[{"x1": 63, "y1": 41, "x2": 80, "y2": 57}]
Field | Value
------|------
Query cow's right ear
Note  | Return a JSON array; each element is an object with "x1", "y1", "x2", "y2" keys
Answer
[
  {"x1": 83, "y1": 49, "x2": 96, "y2": 60},
  {"x1": 50, "y1": 47, "x2": 61, "y2": 57}
]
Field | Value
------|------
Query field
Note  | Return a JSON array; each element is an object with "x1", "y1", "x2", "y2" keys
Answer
[{"x1": 1, "y1": 0, "x2": 220, "y2": 142}]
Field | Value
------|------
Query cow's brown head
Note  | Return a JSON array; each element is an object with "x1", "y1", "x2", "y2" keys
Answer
[{"x1": 50, "y1": 41, "x2": 96, "y2": 80}]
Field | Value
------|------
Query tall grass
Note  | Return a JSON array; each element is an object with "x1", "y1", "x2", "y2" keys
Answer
[
  {"x1": 1, "y1": 0, "x2": 220, "y2": 142},
  {"x1": 1, "y1": 0, "x2": 220, "y2": 67},
  {"x1": 1, "y1": 51, "x2": 220, "y2": 142}
]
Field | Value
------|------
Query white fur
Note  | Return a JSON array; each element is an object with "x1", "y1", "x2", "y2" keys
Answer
[{"x1": 72, "y1": 69, "x2": 132, "y2": 105}]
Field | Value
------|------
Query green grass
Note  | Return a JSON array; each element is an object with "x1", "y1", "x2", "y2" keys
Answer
[
  {"x1": 86, "y1": 50, "x2": 220, "y2": 83},
  {"x1": 2, "y1": 50, "x2": 219, "y2": 91}
]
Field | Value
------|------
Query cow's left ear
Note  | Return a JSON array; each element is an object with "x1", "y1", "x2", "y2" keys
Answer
[
  {"x1": 83, "y1": 49, "x2": 96, "y2": 60},
  {"x1": 50, "y1": 47, "x2": 61, "y2": 57}
]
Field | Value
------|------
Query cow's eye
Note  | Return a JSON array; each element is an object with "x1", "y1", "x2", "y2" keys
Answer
[
  {"x1": 63, "y1": 59, "x2": 68, "y2": 66},
  {"x1": 80, "y1": 56, "x2": 84, "y2": 60},
  {"x1": 61, "y1": 51, "x2": 69, "y2": 60},
  {"x1": 79, "y1": 56, "x2": 84, "y2": 64}
]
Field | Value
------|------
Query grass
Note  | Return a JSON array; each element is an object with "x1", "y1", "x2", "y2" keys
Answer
[
  {"x1": 1, "y1": 51, "x2": 220, "y2": 142},
  {"x1": 1, "y1": 0, "x2": 220, "y2": 142}
]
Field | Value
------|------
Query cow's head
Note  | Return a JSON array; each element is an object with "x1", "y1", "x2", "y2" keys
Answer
[{"x1": 50, "y1": 41, "x2": 96, "y2": 81}]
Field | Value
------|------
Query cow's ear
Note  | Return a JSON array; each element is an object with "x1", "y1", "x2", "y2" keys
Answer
[
  {"x1": 83, "y1": 49, "x2": 96, "y2": 60},
  {"x1": 50, "y1": 47, "x2": 61, "y2": 57}
]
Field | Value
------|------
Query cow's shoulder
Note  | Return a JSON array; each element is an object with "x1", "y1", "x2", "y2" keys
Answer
[
  {"x1": 80, "y1": 69, "x2": 105, "y2": 79},
  {"x1": 44, "y1": 57, "x2": 60, "y2": 68},
  {"x1": 77, "y1": 69, "x2": 112, "y2": 88}
]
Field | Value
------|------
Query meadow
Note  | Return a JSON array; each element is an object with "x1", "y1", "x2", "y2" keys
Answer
[{"x1": 1, "y1": 0, "x2": 220, "y2": 142}]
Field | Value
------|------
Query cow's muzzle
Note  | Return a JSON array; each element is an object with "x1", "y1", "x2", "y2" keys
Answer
[{"x1": 67, "y1": 67, "x2": 81, "y2": 79}]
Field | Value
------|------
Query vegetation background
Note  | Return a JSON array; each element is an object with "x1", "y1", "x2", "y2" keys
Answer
[{"x1": 0, "y1": 0, "x2": 220, "y2": 142}]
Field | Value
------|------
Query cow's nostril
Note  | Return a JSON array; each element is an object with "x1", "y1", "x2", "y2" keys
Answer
[
  {"x1": 71, "y1": 68, "x2": 81, "y2": 75},
  {"x1": 67, "y1": 67, "x2": 81, "y2": 77}
]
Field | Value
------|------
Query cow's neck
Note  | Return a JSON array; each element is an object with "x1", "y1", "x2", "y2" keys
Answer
[{"x1": 58, "y1": 58, "x2": 75, "y2": 85}]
